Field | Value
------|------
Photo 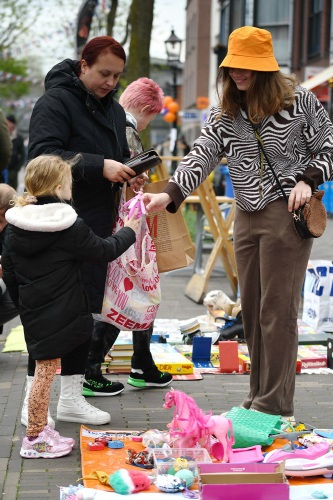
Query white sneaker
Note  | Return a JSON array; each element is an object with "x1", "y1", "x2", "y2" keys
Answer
[
  {"x1": 56, "y1": 375, "x2": 111, "y2": 425},
  {"x1": 21, "y1": 375, "x2": 55, "y2": 428}
]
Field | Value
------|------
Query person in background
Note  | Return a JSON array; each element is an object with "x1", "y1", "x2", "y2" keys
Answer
[
  {"x1": 27, "y1": 36, "x2": 148, "y2": 424},
  {"x1": 0, "y1": 184, "x2": 19, "y2": 335},
  {"x1": 2, "y1": 155, "x2": 140, "y2": 458},
  {"x1": 0, "y1": 109, "x2": 12, "y2": 183},
  {"x1": 83, "y1": 77, "x2": 173, "y2": 395},
  {"x1": 143, "y1": 26, "x2": 333, "y2": 423},
  {"x1": 6, "y1": 114, "x2": 26, "y2": 190}
]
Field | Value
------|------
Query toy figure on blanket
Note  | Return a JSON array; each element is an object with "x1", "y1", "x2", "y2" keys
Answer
[
  {"x1": 163, "y1": 388, "x2": 234, "y2": 462},
  {"x1": 124, "y1": 190, "x2": 146, "y2": 218},
  {"x1": 126, "y1": 448, "x2": 154, "y2": 469}
]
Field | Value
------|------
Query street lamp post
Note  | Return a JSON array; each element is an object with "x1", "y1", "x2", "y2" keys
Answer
[{"x1": 165, "y1": 29, "x2": 182, "y2": 171}]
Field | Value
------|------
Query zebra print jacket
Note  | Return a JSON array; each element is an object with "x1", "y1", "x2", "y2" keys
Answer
[{"x1": 165, "y1": 86, "x2": 333, "y2": 213}]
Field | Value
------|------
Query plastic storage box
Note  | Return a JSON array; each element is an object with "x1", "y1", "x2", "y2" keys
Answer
[{"x1": 152, "y1": 447, "x2": 212, "y2": 483}]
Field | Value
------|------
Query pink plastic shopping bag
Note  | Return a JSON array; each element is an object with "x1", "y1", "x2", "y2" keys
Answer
[{"x1": 96, "y1": 186, "x2": 161, "y2": 331}]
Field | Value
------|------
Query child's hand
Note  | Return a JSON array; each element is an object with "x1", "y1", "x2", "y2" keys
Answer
[{"x1": 124, "y1": 208, "x2": 141, "y2": 232}]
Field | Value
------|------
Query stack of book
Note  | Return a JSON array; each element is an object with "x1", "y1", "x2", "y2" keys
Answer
[
  {"x1": 297, "y1": 345, "x2": 327, "y2": 370},
  {"x1": 101, "y1": 331, "x2": 194, "y2": 375},
  {"x1": 102, "y1": 333, "x2": 133, "y2": 374},
  {"x1": 179, "y1": 317, "x2": 201, "y2": 336},
  {"x1": 152, "y1": 318, "x2": 183, "y2": 344},
  {"x1": 179, "y1": 317, "x2": 202, "y2": 344}
]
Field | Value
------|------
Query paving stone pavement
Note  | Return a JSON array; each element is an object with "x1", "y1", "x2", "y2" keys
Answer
[{"x1": 0, "y1": 219, "x2": 332, "y2": 498}]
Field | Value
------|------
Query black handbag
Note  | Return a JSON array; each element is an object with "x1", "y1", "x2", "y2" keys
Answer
[
  {"x1": 252, "y1": 124, "x2": 327, "y2": 239},
  {"x1": 125, "y1": 148, "x2": 162, "y2": 176}
]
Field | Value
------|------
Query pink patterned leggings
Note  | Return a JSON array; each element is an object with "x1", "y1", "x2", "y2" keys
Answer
[{"x1": 26, "y1": 358, "x2": 59, "y2": 437}]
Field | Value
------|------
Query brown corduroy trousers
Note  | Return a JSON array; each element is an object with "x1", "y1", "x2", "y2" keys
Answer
[{"x1": 233, "y1": 199, "x2": 313, "y2": 416}]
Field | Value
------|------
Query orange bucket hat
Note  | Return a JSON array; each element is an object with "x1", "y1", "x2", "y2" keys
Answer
[{"x1": 220, "y1": 26, "x2": 280, "y2": 72}]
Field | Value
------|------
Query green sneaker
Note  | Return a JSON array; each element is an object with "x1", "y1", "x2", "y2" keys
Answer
[
  {"x1": 83, "y1": 375, "x2": 124, "y2": 396},
  {"x1": 127, "y1": 367, "x2": 173, "y2": 388}
]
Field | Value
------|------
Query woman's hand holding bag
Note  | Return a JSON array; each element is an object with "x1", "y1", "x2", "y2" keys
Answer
[{"x1": 95, "y1": 186, "x2": 161, "y2": 331}]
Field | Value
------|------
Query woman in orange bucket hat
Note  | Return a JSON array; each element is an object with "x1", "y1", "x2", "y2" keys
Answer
[{"x1": 143, "y1": 26, "x2": 333, "y2": 421}]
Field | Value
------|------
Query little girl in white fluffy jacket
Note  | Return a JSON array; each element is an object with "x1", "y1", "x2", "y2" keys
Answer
[{"x1": 2, "y1": 154, "x2": 140, "y2": 459}]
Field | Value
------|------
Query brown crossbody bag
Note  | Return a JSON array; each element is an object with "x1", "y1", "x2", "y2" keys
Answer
[{"x1": 251, "y1": 123, "x2": 327, "y2": 239}]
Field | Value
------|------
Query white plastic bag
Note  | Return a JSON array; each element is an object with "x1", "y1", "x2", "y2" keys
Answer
[
  {"x1": 95, "y1": 186, "x2": 161, "y2": 331},
  {"x1": 302, "y1": 260, "x2": 333, "y2": 332}
]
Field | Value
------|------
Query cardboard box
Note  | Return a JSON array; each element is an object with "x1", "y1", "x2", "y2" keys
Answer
[
  {"x1": 150, "y1": 343, "x2": 194, "y2": 374},
  {"x1": 238, "y1": 347, "x2": 303, "y2": 374},
  {"x1": 198, "y1": 462, "x2": 289, "y2": 500},
  {"x1": 219, "y1": 341, "x2": 239, "y2": 373},
  {"x1": 238, "y1": 353, "x2": 251, "y2": 373},
  {"x1": 175, "y1": 344, "x2": 220, "y2": 363},
  {"x1": 297, "y1": 345, "x2": 327, "y2": 370}
]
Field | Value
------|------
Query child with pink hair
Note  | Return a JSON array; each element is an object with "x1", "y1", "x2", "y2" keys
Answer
[
  {"x1": 119, "y1": 77, "x2": 164, "y2": 155},
  {"x1": 83, "y1": 77, "x2": 173, "y2": 394}
]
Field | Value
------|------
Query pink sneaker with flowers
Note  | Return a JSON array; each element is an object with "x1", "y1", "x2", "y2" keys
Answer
[
  {"x1": 20, "y1": 426, "x2": 72, "y2": 458},
  {"x1": 44, "y1": 425, "x2": 75, "y2": 447}
]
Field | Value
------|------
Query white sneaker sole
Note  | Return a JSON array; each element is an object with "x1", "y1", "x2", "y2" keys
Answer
[
  {"x1": 127, "y1": 380, "x2": 173, "y2": 388},
  {"x1": 82, "y1": 387, "x2": 125, "y2": 397},
  {"x1": 56, "y1": 413, "x2": 110, "y2": 425},
  {"x1": 20, "y1": 448, "x2": 71, "y2": 459}
]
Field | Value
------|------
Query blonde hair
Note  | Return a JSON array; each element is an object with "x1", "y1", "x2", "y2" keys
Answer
[
  {"x1": 217, "y1": 68, "x2": 298, "y2": 123},
  {"x1": 0, "y1": 183, "x2": 16, "y2": 210},
  {"x1": 16, "y1": 155, "x2": 78, "y2": 207}
]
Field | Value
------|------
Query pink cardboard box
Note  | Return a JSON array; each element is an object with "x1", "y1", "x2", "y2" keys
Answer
[{"x1": 198, "y1": 462, "x2": 289, "y2": 500}]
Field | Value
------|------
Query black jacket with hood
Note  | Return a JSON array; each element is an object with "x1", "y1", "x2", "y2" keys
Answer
[
  {"x1": 1, "y1": 198, "x2": 136, "y2": 360},
  {"x1": 28, "y1": 59, "x2": 131, "y2": 312}
]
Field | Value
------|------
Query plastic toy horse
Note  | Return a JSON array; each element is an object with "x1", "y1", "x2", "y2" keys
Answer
[{"x1": 163, "y1": 388, "x2": 234, "y2": 462}]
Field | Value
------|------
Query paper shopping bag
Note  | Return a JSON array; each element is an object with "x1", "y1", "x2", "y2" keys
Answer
[
  {"x1": 127, "y1": 180, "x2": 194, "y2": 273},
  {"x1": 302, "y1": 260, "x2": 333, "y2": 332}
]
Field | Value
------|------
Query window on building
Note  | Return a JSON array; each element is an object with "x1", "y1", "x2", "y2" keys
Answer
[
  {"x1": 230, "y1": 0, "x2": 246, "y2": 31},
  {"x1": 220, "y1": 0, "x2": 231, "y2": 46},
  {"x1": 308, "y1": 0, "x2": 323, "y2": 58},
  {"x1": 216, "y1": 0, "x2": 245, "y2": 68},
  {"x1": 220, "y1": 0, "x2": 245, "y2": 43},
  {"x1": 255, "y1": 0, "x2": 290, "y2": 67}
]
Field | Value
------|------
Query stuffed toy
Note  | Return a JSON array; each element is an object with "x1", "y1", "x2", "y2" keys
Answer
[
  {"x1": 109, "y1": 468, "x2": 151, "y2": 495},
  {"x1": 81, "y1": 469, "x2": 151, "y2": 495}
]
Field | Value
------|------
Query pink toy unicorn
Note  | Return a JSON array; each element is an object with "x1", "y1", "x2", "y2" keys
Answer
[{"x1": 163, "y1": 388, "x2": 234, "y2": 462}]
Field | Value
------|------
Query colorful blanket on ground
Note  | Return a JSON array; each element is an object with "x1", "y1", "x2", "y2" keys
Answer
[
  {"x1": 80, "y1": 426, "x2": 200, "y2": 495},
  {"x1": 80, "y1": 427, "x2": 333, "y2": 496},
  {"x1": 2, "y1": 325, "x2": 27, "y2": 352}
]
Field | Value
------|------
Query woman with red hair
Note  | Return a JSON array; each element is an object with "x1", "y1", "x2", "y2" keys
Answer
[{"x1": 26, "y1": 36, "x2": 160, "y2": 427}]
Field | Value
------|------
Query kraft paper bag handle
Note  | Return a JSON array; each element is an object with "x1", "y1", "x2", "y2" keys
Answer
[{"x1": 126, "y1": 180, "x2": 194, "y2": 273}]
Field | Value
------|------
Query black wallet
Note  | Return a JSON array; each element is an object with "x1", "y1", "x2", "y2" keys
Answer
[{"x1": 125, "y1": 148, "x2": 162, "y2": 176}]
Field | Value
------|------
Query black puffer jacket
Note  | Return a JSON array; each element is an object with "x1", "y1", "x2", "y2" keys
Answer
[
  {"x1": 28, "y1": 59, "x2": 130, "y2": 312},
  {"x1": 2, "y1": 198, "x2": 136, "y2": 360}
]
